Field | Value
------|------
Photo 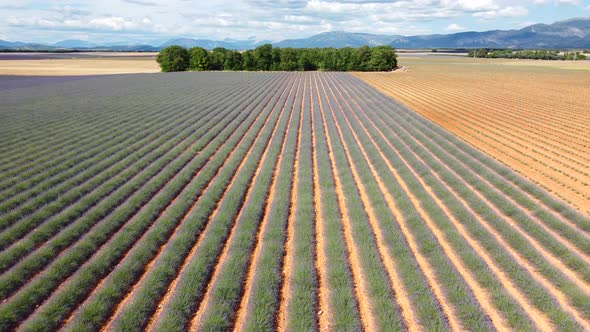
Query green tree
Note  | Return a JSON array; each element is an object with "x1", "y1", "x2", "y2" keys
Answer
[
  {"x1": 298, "y1": 49, "x2": 316, "y2": 71},
  {"x1": 224, "y1": 50, "x2": 243, "y2": 70},
  {"x1": 157, "y1": 46, "x2": 190, "y2": 72},
  {"x1": 280, "y1": 48, "x2": 299, "y2": 71},
  {"x1": 209, "y1": 47, "x2": 228, "y2": 70},
  {"x1": 164, "y1": 44, "x2": 400, "y2": 71},
  {"x1": 351, "y1": 46, "x2": 372, "y2": 71},
  {"x1": 271, "y1": 47, "x2": 282, "y2": 71},
  {"x1": 188, "y1": 47, "x2": 209, "y2": 71},
  {"x1": 254, "y1": 44, "x2": 273, "y2": 70},
  {"x1": 468, "y1": 48, "x2": 488, "y2": 58},
  {"x1": 336, "y1": 47, "x2": 354, "y2": 71},
  {"x1": 368, "y1": 45, "x2": 397, "y2": 71},
  {"x1": 319, "y1": 48, "x2": 337, "y2": 71},
  {"x1": 242, "y1": 50, "x2": 257, "y2": 70}
]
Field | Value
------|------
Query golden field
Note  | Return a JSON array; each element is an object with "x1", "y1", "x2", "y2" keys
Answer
[
  {"x1": 0, "y1": 56, "x2": 159, "y2": 76},
  {"x1": 356, "y1": 56, "x2": 590, "y2": 215}
]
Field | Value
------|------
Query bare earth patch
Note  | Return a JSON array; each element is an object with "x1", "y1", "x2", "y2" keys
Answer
[
  {"x1": 0, "y1": 57, "x2": 160, "y2": 76},
  {"x1": 356, "y1": 57, "x2": 590, "y2": 216}
]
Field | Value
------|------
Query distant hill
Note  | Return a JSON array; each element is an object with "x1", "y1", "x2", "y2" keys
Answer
[
  {"x1": 390, "y1": 18, "x2": 590, "y2": 48},
  {"x1": 52, "y1": 40, "x2": 98, "y2": 48},
  {"x1": 103, "y1": 44, "x2": 160, "y2": 52},
  {"x1": 0, "y1": 40, "x2": 27, "y2": 48},
  {"x1": 275, "y1": 31, "x2": 401, "y2": 48},
  {"x1": 159, "y1": 38, "x2": 263, "y2": 50},
  {"x1": 1, "y1": 17, "x2": 589, "y2": 51}
]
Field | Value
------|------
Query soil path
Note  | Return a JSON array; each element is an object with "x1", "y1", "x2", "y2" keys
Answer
[
  {"x1": 189, "y1": 75, "x2": 296, "y2": 331},
  {"x1": 313, "y1": 73, "x2": 378, "y2": 332},
  {"x1": 276, "y1": 76, "x2": 306, "y2": 331},
  {"x1": 310, "y1": 75, "x2": 332, "y2": 332},
  {"x1": 233, "y1": 75, "x2": 301, "y2": 330}
]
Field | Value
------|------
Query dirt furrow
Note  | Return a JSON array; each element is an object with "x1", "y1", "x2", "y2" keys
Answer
[
  {"x1": 8, "y1": 114, "x2": 223, "y2": 323},
  {"x1": 366, "y1": 74, "x2": 590, "y2": 149},
  {"x1": 93, "y1": 80, "x2": 280, "y2": 331},
  {"x1": 345, "y1": 76, "x2": 587, "y2": 330},
  {"x1": 359, "y1": 75, "x2": 590, "y2": 214},
  {"x1": 326, "y1": 73, "x2": 463, "y2": 331},
  {"x1": 515, "y1": 191, "x2": 590, "y2": 241},
  {"x1": 373, "y1": 76, "x2": 590, "y2": 181},
  {"x1": 310, "y1": 75, "x2": 332, "y2": 332},
  {"x1": 409, "y1": 110, "x2": 590, "y2": 237},
  {"x1": 318, "y1": 74, "x2": 421, "y2": 331},
  {"x1": 418, "y1": 74, "x2": 590, "y2": 142},
  {"x1": 1, "y1": 103, "x2": 224, "y2": 281},
  {"x1": 362, "y1": 76, "x2": 588, "y2": 163},
  {"x1": 355, "y1": 104, "x2": 557, "y2": 330},
  {"x1": 343, "y1": 81, "x2": 515, "y2": 331},
  {"x1": 387, "y1": 118, "x2": 590, "y2": 329},
  {"x1": 54, "y1": 75, "x2": 287, "y2": 331},
  {"x1": 371, "y1": 76, "x2": 590, "y2": 287},
  {"x1": 313, "y1": 73, "x2": 378, "y2": 332},
  {"x1": 233, "y1": 75, "x2": 302, "y2": 330},
  {"x1": 144, "y1": 75, "x2": 293, "y2": 332},
  {"x1": 382, "y1": 82, "x2": 590, "y2": 291},
  {"x1": 189, "y1": 73, "x2": 297, "y2": 331},
  {"x1": 276, "y1": 76, "x2": 306, "y2": 332},
  {"x1": 456, "y1": 170, "x2": 590, "y2": 288},
  {"x1": 378, "y1": 76, "x2": 590, "y2": 159},
  {"x1": 399, "y1": 89, "x2": 589, "y2": 213},
  {"x1": 277, "y1": 77, "x2": 307, "y2": 331},
  {"x1": 366, "y1": 84, "x2": 590, "y2": 240}
]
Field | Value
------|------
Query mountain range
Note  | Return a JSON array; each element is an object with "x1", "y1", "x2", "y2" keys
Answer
[
  {"x1": 1, "y1": 17, "x2": 589, "y2": 51},
  {"x1": 275, "y1": 31, "x2": 401, "y2": 48}
]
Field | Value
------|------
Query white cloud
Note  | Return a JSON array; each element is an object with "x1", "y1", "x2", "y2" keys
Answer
[
  {"x1": 283, "y1": 15, "x2": 314, "y2": 23},
  {"x1": 556, "y1": 0, "x2": 580, "y2": 4},
  {"x1": 88, "y1": 17, "x2": 160, "y2": 31},
  {"x1": 121, "y1": 0, "x2": 159, "y2": 6},
  {"x1": 1, "y1": 0, "x2": 582, "y2": 44},
  {"x1": 473, "y1": 6, "x2": 529, "y2": 19},
  {"x1": 446, "y1": 23, "x2": 465, "y2": 31},
  {"x1": 8, "y1": 14, "x2": 167, "y2": 33},
  {"x1": 440, "y1": 0, "x2": 498, "y2": 11},
  {"x1": 532, "y1": 0, "x2": 580, "y2": 4}
]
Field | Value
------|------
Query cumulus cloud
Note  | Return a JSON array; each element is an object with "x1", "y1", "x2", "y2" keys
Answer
[
  {"x1": 122, "y1": 0, "x2": 159, "y2": 6},
  {"x1": 532, "y1": 0, "x2": 581, "y2": 4},
  {"x1": 445, "y1": 23, "x2": 465, "y2": 31},
  {"x1": 0, "y1": 0, "x2": 586, "y2": 43},
  {"x1": 555, "y1": 0, "x2": 581, "y2": 4},
  {"x1": 473, "y1": 6, "x2": 529, "y2": 19},
  {"x1": 283, "y1": 15, "x2": 315, "y2": 23},
  {"x1": 439, "y1": 0, "x2": 498, "y2": 11},
  {"x1": 8, "y1": 14, "x2": 166, "y2": 33},
  {"x1": 89, "y1": 17, "x2": 160, "y2": 31}
]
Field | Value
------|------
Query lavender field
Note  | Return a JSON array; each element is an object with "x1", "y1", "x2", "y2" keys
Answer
[{"x1": 1, "y1": 72, "x2": 589, "y2": 331}]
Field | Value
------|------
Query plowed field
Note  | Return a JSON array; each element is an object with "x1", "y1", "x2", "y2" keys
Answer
[
  {"x1": 356, "y1": 57, "x2": 590, "y2": 216},
  {"x1": 1, "y1": 72, "x2": 589, "y2": 331}
]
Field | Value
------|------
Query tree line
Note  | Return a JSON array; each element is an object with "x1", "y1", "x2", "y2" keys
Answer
[
  {"x1": 468, "y1": 48, "x2": 587, "y2": 60},
  {"x1": 157, "y1": 44, "x2": 398, "y2": 72}
]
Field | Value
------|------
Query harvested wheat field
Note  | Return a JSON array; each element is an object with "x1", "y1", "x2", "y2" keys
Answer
[
  {"x1": 0, "y1": 57, "x2": 160, "y2": 76},
  {"x1": 1, "y1": 71, "x2": 590, "y2": 331},
  {"x1": 356, "y1": 57, "x2": 590, "y2": 216}
]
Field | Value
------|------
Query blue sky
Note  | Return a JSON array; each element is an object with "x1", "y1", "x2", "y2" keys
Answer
[{"x1": 1, "y1": 0, "x2": 589, "y2": 44}]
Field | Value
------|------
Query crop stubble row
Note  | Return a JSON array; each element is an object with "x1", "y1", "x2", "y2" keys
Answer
[{"x1": 355, "y1": 65, "x2": 590, "y2": 215}]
